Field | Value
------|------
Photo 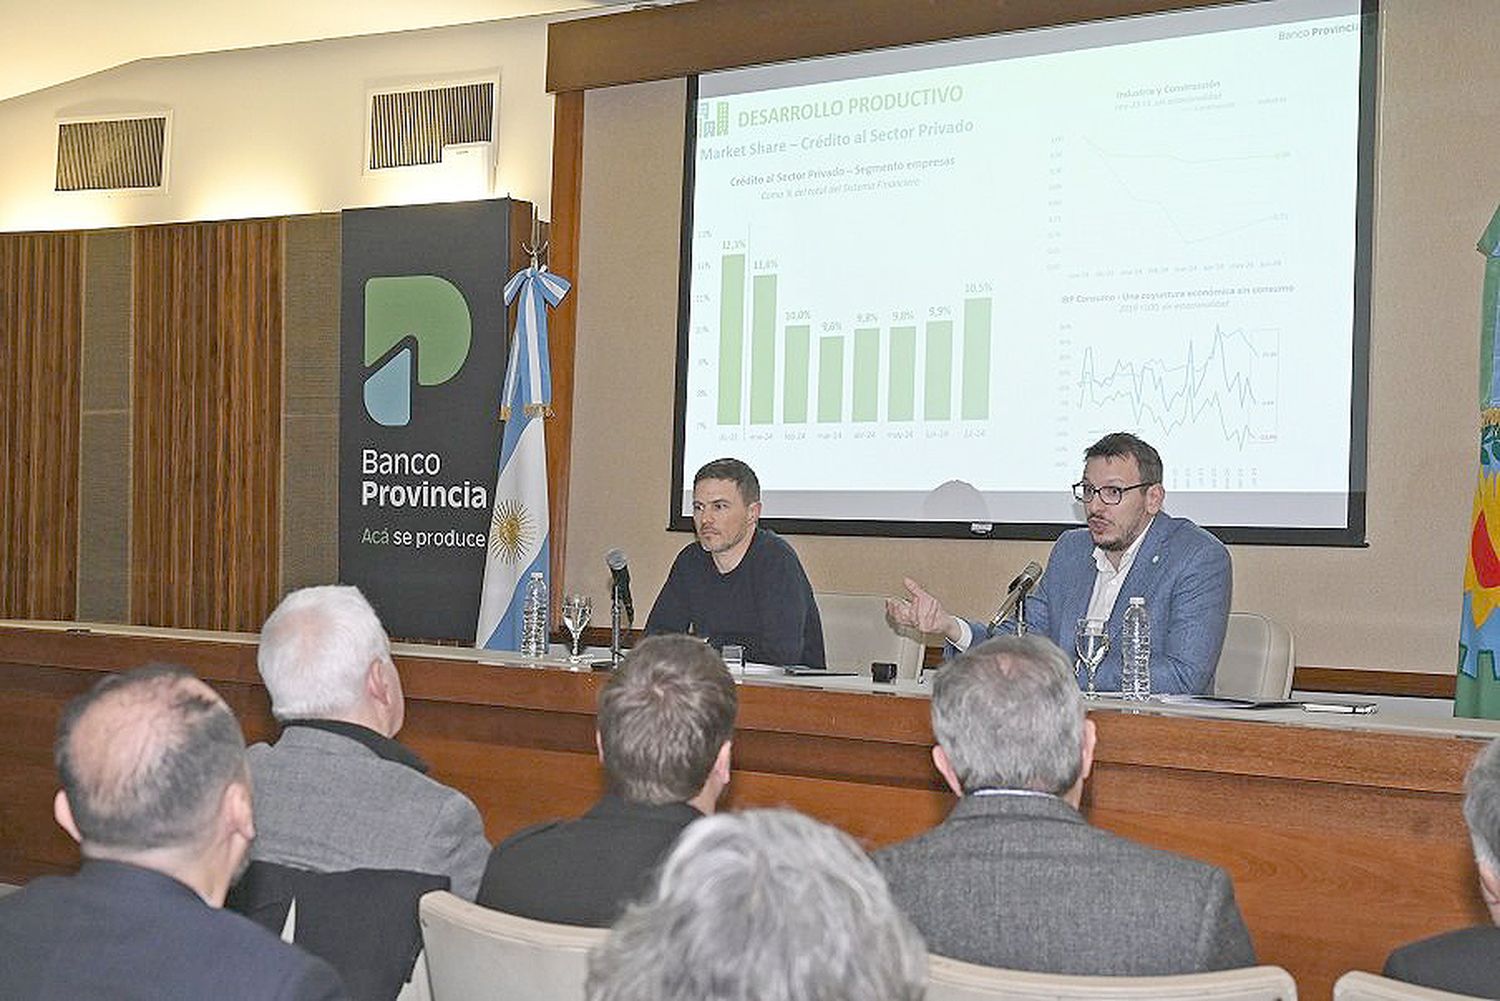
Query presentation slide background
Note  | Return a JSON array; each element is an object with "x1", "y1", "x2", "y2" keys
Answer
[
  {"x1": 563, "y1": 0, "x2": 1498, "y2": 679},
  {"x1": 675, "y1": 0, "x2": 1371, "y2": 539}
]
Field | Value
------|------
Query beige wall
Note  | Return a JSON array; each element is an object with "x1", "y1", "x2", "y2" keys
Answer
[
  {"x1": 0, "y1": 15, "x2": 565, "y2": 232},
  {"x1": 564, "y1": 0, "x2": 1500, "y2": 674}
]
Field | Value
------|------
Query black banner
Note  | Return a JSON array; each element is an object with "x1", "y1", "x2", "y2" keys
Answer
[{"x1": 339, "y1": 200, "x2": 511, "y2": 640}]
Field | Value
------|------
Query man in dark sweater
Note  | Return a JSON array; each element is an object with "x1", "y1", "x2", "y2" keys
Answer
[
  {"x1": 476, "y1": 635, "x2": 738, "y2": 926},
  {"x1": 1384, "y1": 738, "x2": 1500, "y2": 997},
  {"x1": 646, "y1": 457, "x2": 824, "y2": 667}
]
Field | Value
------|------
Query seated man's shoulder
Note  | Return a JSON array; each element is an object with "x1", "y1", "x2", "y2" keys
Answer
[
  {"x1": 492, "y1": 818, "x2": 570, "y2": 856},
  {"x1": 754, "y1": 529, "x2": 811, "y2": 571},
  {"x1": 1162, "y1": 514, "x2": 1230, "y2": 558},
  {"x1": 1085, "y1": 821, "x2": 1216, "y2": 866},
  {"x1": 1386, "y1": 925, "x2": 1500, "y2": 981},
  {"x1": 251, "y1": 730, "x2": 461, "y2": 796},
  {"x1": 1050, "y1": 526, "x2": 1095, "y2": 555}
]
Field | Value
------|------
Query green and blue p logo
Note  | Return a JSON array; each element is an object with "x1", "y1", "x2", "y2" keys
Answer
[{"x1": 363, "y1": 275, "x2": 472, "y2": 426}]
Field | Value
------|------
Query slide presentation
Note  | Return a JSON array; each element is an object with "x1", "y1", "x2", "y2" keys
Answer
[{"x1": 674, "y1": 0, "x2": 1371, "y2": 541}]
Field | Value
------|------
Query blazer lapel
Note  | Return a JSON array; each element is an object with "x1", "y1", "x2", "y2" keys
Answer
[{"x1": 1114, "y1": 514, "x2": 1174, "y2": 610}]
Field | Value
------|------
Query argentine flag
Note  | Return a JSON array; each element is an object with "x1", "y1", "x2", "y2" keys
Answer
[{"x1": 476, "y1": 265, "x2": 571, "y2": 649}]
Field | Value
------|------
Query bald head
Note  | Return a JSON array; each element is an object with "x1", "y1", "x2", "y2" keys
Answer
[{"x1": 55, "y1": 665, "x2": 247, "y2": 854}]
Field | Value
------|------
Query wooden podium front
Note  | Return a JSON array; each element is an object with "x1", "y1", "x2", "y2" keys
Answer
[{"x1": 0, "y1": 622, "x2": 1491, "y2": 1000}]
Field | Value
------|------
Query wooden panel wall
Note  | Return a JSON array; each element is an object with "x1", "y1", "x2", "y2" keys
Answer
[
  {"x1": 0, "y1": 233, "x2": 82, "y2": 620},
  {"x1": 131, "y1": 220, "x2": 284, "y2": 631}
]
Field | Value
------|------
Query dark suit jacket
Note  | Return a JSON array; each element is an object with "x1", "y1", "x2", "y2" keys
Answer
[
  {"x1": 1385, "y1": 925, "x2": 1500, "y2": 998},
  {"x1": 476, "y1": 794, "x2": 701, "y2": 927},
  {"x1": 874, "y1": 794, "x2": 1256, "y2": 975},
  {"x1": 0, "y1": 859, "x2": 347, "y2": 1001}
]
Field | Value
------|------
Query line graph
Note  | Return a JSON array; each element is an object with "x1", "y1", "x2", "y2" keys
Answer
[{"x1": 1072, "y1": 326, "x2": 1279, "y2": 449}]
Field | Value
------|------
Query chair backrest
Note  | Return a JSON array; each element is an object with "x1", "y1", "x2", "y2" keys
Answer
[
  {"x1": 419, "y1": 890, "x2": 608, "y2": 1001},
  {"x1": 813, "y1": 591, "x2": 926, "y2": 678},
  {"x1": 926, "y1": 955, "x2": 1297, "y2": 1001},
  {"x1": 1334, "y1": 971, "x2": 1489, "y2": 1001},
  {"x1": 227, "y1": 861, "x2": 446, "y2": 1001},
  {"x1": 1213, "y1": 611, "x2": 1295, "y2": 700}
]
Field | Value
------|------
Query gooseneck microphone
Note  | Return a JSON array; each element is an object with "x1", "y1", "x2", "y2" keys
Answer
[
  {"x1": 606, "y1": 548, "x2": 634, "y2": 624},
  {"x1": 988, "y1": 561, "x2": 1043, "y2": 632}
]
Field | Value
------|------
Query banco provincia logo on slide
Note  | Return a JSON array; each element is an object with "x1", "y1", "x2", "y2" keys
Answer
[{"x1": 363, "y1": 275, "x2": 472, "y2": 427}]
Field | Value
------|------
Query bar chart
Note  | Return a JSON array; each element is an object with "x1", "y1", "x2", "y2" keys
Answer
[{"x1": 709, "y1": 250, "x2": 997, "y2": 428}]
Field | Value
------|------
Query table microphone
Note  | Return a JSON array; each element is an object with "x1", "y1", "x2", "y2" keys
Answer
[
  {"x1": 988, "y1": 561, "x2": 1043, "y2": 631},
  {"x1": 606, "y1": 548, "x2": 634, "y2": 624}
]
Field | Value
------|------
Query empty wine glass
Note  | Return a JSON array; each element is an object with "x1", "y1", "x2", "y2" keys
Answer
[
  {"x1": 562, "y1": 594, "x2": 593, "y2": 663},
  {"x1": 1074, "y1": 618, "x2": 1110, "y2": 699}
]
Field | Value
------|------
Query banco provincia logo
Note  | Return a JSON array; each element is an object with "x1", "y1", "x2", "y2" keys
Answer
[{"x1": 363, "y1": 276, "x2": 472, "y2": 427}]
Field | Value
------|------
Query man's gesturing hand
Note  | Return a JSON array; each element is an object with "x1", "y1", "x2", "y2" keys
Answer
[{"x1": 886, "y1": 578, "x2": 962, "y2": 645}]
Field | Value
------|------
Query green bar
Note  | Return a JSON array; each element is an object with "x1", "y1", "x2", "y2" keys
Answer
[
  {"x1": 784, "y1": 325, "x2": 810, "y2": 423},
  {"x1": 925, "y1": 321, "x2": 953, "y2": 420},
  {"x1": 888, "y1": 326, "x2": 916, "y2": 421},
  {"x1": 852, "y1": 328, "x2": 880, "y2": 422},
  {"x1": 818, "y1": 336, "x2": 844, "y2": 423},
  {"x1": 749, "y1": 274, "x2": 777, "y2": 423},
  {"x1": 962, "y1": 297, "x2": 991, "y2": 420},
  {"x1": 717, "y1": 254, "x2": 745, "y2": 424}
]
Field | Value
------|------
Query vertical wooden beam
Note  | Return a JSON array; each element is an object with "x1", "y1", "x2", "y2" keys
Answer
[{"x1": 546, "y1": 91, "x2": 585, "y2": 598}]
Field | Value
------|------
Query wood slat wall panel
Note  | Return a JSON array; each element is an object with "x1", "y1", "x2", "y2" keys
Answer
[
  {"x1": 0, "y1": 233, "x2": 82, "y2": 620},
  {"x1": 131, "y1": 220, "x2": 283, "y2": 631}
]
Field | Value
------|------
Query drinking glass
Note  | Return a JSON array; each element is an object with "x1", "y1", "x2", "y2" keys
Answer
[
  {"x1": 562, "y1": 594, "x2": 593, "y2": 663},
  {"x1": 1074, "y1": 618, "x2": 1110, "y2": 699}
]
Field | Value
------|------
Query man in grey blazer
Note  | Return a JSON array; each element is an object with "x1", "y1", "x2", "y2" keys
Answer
[
  {"x1": 890, "y1": 432, "x2": 1231, "y2": 694},
  {"x1": 874, "y1": 634, "x2": 1256, "y2": 975},
  {"x1": 247, "y1": 585, "x2": 490, "y2": 899},
  {"x1": 1384, "y1": 738, "x2": 1500, "y2": 997}
]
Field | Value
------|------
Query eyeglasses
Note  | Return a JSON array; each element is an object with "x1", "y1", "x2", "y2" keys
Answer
[{"x1": 1072, "y1": 481, "x2": 1155, "y2": 505}]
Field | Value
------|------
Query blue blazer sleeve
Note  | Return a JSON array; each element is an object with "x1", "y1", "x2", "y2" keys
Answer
[{"x1": 1148, "y1": 527, "x2": 1232, "y2": 694}]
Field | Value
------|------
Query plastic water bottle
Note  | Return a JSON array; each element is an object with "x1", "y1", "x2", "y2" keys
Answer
[
  {"x1": 521, "y1": 571, "x2": 549, "y2": 657},
  {"x1": 1120, "y1": 596, "x2": 1151, "y2": 701}
]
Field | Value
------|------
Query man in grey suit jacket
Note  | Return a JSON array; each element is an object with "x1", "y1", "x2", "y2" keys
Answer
[
  {"x1": 874, "y1": 634, "x2": 1256, "y2": 975},
  {"x1": 1384, "y1": 738, "x2": 1500, "y2": 997},
  {"x1": 247, "y1": 585, "x2": 490, "y2": 899},
  {"x1": 890, "y1": 432, "x2": 1231, "y2": 694}
]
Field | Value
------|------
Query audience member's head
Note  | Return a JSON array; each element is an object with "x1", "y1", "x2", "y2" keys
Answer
[
  {"x1": 52, "y1": 664, "x2": 254, "y2": 904},
  {"x1": 586, "y1": 808, "x2": 927, "y2": 1001},
  {"x1": 931, "y1": 634, "x2": 1095, "y2": 805},
  {"x1": 597, "y1": 635, "x2": 738, "y2": 812},
  {"x1": 257, "y1": 584, "x2": 404, "y2": 736},
  {"x1": 1464, "y1": 739, "x2": 1500, "y2": 922}
]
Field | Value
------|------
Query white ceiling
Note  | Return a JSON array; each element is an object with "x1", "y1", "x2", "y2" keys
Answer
[{"x1": 0, "y1": 0, "x2": 635, "y2": 102}]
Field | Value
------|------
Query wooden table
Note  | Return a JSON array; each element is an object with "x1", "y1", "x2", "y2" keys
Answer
[{"x1": 0, "y1": 622, "x2": 1493, "y2": 1000}]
